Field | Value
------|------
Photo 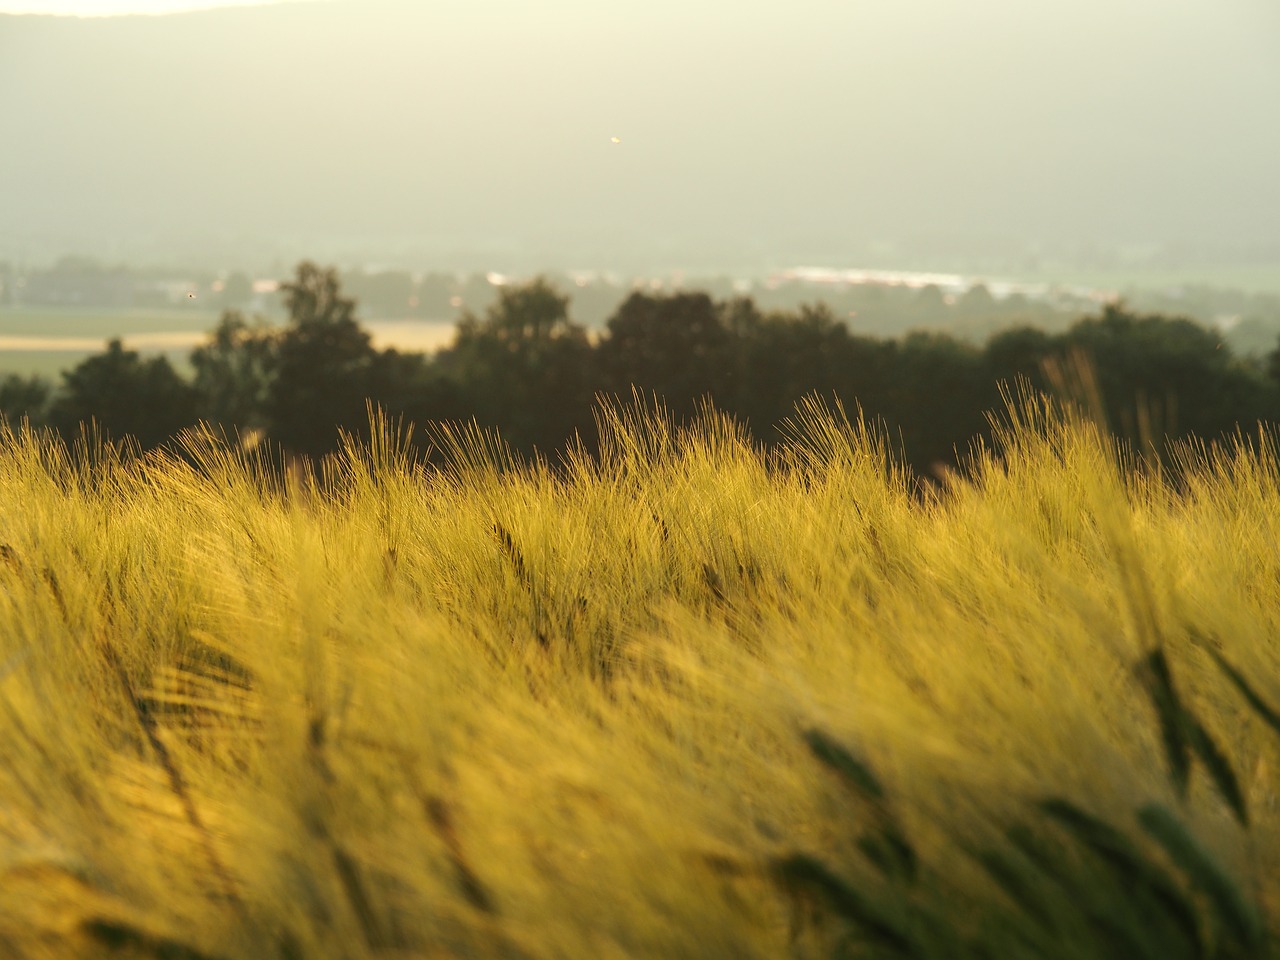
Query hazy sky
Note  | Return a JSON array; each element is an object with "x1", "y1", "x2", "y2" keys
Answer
[
  {"x1": 0, "y1": 0, "x2": 307, "y2": 14},
  {"x1": 2, "y1": 0, "x2": 1278, "y2": 272}
]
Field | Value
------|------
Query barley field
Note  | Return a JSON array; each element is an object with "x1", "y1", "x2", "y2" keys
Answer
[
  {"x1": 1, "y1": 384, "x2": 1278, "y2": 959},
  {"x1": 0, "y1": 308, "x2": 457, "y2": 380}
]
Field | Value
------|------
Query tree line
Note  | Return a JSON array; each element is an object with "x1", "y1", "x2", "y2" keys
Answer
[{"x1": 3, "y1": 261, "x2": 1279, "y2": 477}]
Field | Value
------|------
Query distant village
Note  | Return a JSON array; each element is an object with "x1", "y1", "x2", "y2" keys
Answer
[
  {"x1": 2, "y1": 254, "x2": 1279, "y2": 353},
  {"x1": 0, "y1": 255, "x2": 1106, "y2": 331}
]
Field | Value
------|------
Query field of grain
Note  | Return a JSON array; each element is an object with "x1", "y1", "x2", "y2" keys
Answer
[
  {"x1": 0, "y1": 307, "x2": 220, "y2": 378},
  {"x1": 1, "y1": 388, "x2": 1278, "y2": 959},
  {"x1": 0, "y1": 308, "x2": 459, "y2": 380}
]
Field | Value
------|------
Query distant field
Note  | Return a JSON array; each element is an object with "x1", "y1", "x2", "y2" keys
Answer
[
  {"x1": 0, "y1": 307, "x2": 458, "y2": 379},
  {"x1": 0, "y1": 305, "x2": 223, "y2": 337},
  {"x1": 0, "y1": 307, "x2": 218, "y2": 378},
  {"x1": 0, "y1": 349, "x2": 194, "y2": 381}
]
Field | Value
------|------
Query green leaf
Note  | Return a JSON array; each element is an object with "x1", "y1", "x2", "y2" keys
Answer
[
  {"x1": 1038, "y1": 799, "x2": 1204, "y2": 960},
  {"x1": 802, "y1": 728, "x2": 885, "y2": 801},
  {"x1": 970, "y1": 846, "x2": 1062, "y2": 933},
  {"x1": 1135, "y1": 647, "x2": 1192, "y2": 797},
  {"x1": 1184, "y1": 714, "x2": 1248, "y2": 826},
  {"x1": 1207, "y1": 649, "x2": 1280, "y2": 742},
  {"x1": 770, "y1": 853, "x2": 917, "y2": 956},
  {"x1": 1137, "y1": 804, "x2": 1266, "y2": 954},
  {"x1": 857, "y1": 826, "x2": 918, "y2": 885}
]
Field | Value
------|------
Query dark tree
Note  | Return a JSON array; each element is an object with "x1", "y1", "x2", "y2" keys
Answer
[
  {"x1": 266, "y1": 262, "x2": 378, "y2": 456},
  {"x1": 50, "y1": 339, "x2": 197, "y2": 448},
  {"x1": 1062, "y1": 304, "x2": 1271, "y2": 447},
  {"x1": 0, "y1": 374, "x2": 53, "y2": 428},
  {"x1": 441, "y1": 277, "x2": 594, "y2": 452},
  {"x1": 985, "y1": 325, "x2": 1053, "y2": 393},
  {"x1": 360, "y1": 348, "x2": 469, "y2": 451},
  {"x1": 730, "y1": 301, "x2": 857, "y2": 433},
  {"x1": 190, "y1": 310, "x2": 278, "y2": 431},
  {"x1": 891, "y1": 331, "x2": 992, "y2": 471},
  {"x1": 596, "y1": 290, "x2": 735, "y2": 417}
]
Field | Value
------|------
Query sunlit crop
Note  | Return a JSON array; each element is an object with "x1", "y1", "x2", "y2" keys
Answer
[{"x1": 1, "y1": 388, "x2": 1278, "y2": 959}]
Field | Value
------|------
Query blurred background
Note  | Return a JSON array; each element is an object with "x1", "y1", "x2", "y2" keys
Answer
[
  {"x1": 1, "y1": 0, "x2": 1278, "y2": 468},
  {"x1": 3, "y1": 0, "x2": 1278, "y2": 276}
]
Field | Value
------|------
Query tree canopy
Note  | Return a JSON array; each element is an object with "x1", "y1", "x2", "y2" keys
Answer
[{"x1": 13, "y1": 264, "x2": 1280, "y2": 479}]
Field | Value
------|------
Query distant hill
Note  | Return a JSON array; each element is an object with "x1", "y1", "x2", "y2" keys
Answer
[{"x1": 2, "y1": 0, "x2": 1278, "y2": 270}]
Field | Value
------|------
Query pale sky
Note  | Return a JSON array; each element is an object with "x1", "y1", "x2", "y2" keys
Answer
[
  {"x1": 3, "y1": 0, "x2": 1277, "y2": 272},
  {"x1": 0, "y1": 0, "x2": 299, "y2": 14}
]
